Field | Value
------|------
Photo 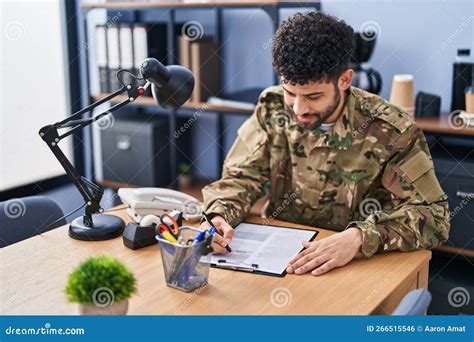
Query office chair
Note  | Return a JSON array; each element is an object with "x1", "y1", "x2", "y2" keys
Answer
[
  {"x1": 0, "y1": 196, "x2": 65, "y2": 248},
  {"x1": 392, "y1": 289, "x2": 432, "y2": 315}
]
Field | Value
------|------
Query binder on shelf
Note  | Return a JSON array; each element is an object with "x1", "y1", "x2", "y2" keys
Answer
[
  {"x1": 133, "y1": 23, "x2": 167, "y2": 95},
  {"x1": 132, "y1": 24, "x2": 148, "y2": 77},
  {"x1": 119, "y1": 24, "x2": 136, "y2": 88},
  {"x1": 106, "y1": 24, "x2": 121, "y2": 92},
  {"x1": 178, "y1": 35, "x2": 191, "y2": 69},
  {"x1": 95, "y1": 25, "x2": 109, "y2": 93},
  {"x1": 190, "y1": 38, "x2": 221, "y2": 103}
]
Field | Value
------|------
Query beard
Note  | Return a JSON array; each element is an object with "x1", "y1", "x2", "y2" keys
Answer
[{"x1": 297, "y1": 86, "x2": 343, "y2": 130}]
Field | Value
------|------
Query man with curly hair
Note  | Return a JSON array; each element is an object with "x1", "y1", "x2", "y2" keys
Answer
[{"x1": 199, "y1": 11, "x2": 449, "y2": 276}]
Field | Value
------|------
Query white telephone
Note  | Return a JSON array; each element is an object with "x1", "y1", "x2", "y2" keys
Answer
[{"x1": 118, "y1": 187, "x2": 204, "y2": 223}]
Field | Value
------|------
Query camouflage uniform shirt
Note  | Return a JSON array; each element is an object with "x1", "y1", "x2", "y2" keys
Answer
[{"x1": 202, "y1": 86, "x2": 450, "y2": 257}]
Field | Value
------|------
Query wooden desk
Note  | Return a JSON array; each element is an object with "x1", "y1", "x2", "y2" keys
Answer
[
  {"x1": 415, "y1": 113, "x2": 474, "y2": 136},
  {"x1": 0, "y1": 210, "x2": 430, "y2": 315}
]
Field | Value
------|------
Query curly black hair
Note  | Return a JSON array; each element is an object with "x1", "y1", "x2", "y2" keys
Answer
[{"x1": 272, "y1": 11, "x2": 354, "y2": 85}]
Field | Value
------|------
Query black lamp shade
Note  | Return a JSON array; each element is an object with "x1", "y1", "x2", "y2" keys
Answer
[
  {"x1": 140, "y1": 58, "x2": 194, "y2": 109},
  {"x1": 151, "y1": 65, "x2": 195, "y2": 108}
]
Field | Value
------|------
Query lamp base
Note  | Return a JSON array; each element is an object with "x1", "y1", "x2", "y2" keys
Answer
[{"x1": 69, "y1": 214, "x2": 125, "y2": 241}]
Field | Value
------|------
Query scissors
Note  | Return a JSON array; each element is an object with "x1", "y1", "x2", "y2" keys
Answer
[
  {"x1": 140, "y1": 213, "x2": 179, "y2": 241},
  {"x1": 159, "y1": 213, "x2": 179, "y2": 237}
]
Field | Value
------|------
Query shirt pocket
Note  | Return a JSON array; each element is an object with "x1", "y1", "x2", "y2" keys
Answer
[{"x1": 321, "y1": 149, "x2": 382, "y2": 226}]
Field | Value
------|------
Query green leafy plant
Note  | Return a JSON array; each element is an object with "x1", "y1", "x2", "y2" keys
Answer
[
  {"x1": 178, "y1": 162, "x2": 192, "y2": 176},
  {"x1": 65, "y1": 255, "x2": 136, "y2": 305}
]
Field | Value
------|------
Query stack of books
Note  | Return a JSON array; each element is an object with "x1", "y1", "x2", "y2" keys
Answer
[{"x1": 178, "y1": 35, "x2": 221, "y2": 104}]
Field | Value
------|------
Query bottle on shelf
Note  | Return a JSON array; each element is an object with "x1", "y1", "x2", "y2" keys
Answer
[{"x1": 451, "y1": 48, "x2": 473, "y2": 112}]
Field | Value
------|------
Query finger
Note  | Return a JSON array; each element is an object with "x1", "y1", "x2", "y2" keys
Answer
[
  {"x1": 212, "y1": 233, "x2": 229, "y2": 248},
  {"x1": 287, "y1": 251, "x2": 322, "y2": 273},
  {"x1": 312, "y1": 259, "x2": 337, "y2": 276},
  {"x1": 287, "y1": 251, "x2": 305, "y2": 269},
  {"x1": 288, "y1": 241, "x2": 319, "y2": 265},
  {"x1": 199, "y1": 222, "x2": 211, "y2": 231},
  {"x1": 288, "y1": 248, "x2": 311, "y2": 265},
  {"x1": 294, "y1": 254, "x2": 330, "y2": 275},
  {"x1": 211, "y1": 242, "x2": 228, "y2": 254},
  {"x1": 214, "y1": 221, "x2": 231, "y2": 234},
  {"x1": 222, "y1": 226, "x2": 234, "y2": 240}
]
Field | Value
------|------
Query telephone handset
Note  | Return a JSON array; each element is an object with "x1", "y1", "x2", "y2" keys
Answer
[{"x1": 118, "y1": 187, "x2": 203, "y2": 223}]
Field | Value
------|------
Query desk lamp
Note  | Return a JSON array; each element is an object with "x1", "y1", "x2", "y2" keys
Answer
[{"x1": 38, "y1": 58, "x2": 194, "y2": 241}]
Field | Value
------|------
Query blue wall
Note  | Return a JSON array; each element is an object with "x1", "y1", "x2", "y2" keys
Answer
[
  {"x1": 324, "y1": 0, "x2": 474, "y2": 104},
  {"x1": 87, "y1": 1, "x2": 474, "y2": 181},
  {"x1": 191, "y1": 1, "x2": 473, "y2": 179}
]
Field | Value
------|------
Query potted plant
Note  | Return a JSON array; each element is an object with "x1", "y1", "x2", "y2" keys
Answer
[
  {"x1": 65, "y1": 255, "x2": 136, "y2": 315},
  {"x1": 178, "y1": 162, "x2": 193, "y2": 188}
]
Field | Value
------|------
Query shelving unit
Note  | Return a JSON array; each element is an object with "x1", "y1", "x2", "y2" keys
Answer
[
  {"x1": 92, "y1": 93, "x2": 254, "y2": 114},
  {"x1": 78, "y1": 1, "x2": 474, "y2": 257},
  {"x1": 79, "y1": 0, "x2": 320, "y2": 188},
  {"x1": 81, "y1": 1, "x2": 315, "y2": 9}
]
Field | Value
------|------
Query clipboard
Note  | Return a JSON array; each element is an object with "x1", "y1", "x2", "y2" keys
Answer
[{"x1": 204, "y1": 222, "x2": 318, "y2": 277}]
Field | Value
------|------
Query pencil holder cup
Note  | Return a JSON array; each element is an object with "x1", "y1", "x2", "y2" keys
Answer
[{"x1": 156, "y1": 226, "x2": 213, "y2": 292}]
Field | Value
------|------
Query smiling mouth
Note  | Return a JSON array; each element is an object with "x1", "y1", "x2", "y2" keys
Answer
[{"x1": 297, "y1": 113, "x2": 319, "y2": 122}]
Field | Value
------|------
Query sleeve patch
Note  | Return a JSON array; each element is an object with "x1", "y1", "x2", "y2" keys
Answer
[
  {"x1": 399, "y1": 151, "x2": 445, "y2": 204},
  {"x1": 399, "y1": 151, "x2": 433, "y2": 182}
]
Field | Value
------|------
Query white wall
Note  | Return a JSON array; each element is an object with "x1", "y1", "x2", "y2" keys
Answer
[
  {"x1": 323, "y1": 0, "x2": 474, "y2": 110},
  {"x1": 0, "y1": 0, "x2": 72, "y2": 191},
  {"x1": 85, "y1": 2, "x2": 474, "y2": 181}
]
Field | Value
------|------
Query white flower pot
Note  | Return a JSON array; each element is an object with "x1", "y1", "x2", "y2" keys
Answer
[
  {"x1": 178, "y1": 174, "x2": 193, "y2": 188},
  {"x1": 79, "y1": 299, "x2": 129, "y2": 315}
]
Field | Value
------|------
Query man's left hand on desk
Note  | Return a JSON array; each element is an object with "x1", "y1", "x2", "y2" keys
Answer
[{"x1": 286, "y1": 227, "x2": 363, "y2": 276}]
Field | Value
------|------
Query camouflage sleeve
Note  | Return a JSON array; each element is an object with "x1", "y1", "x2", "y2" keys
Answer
[
  {"x1": 347, "y1": 124, "x2": 450, "y2": 258},
  {"x1": 201, "y1": 102, "x2": 270, "y2": 227}
]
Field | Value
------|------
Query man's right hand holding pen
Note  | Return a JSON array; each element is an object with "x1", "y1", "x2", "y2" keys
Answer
[{"x1": 199, "y1": 214, "x2": 234, "y2": 254}]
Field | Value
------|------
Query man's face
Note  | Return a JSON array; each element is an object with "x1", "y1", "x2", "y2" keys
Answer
[{"x1": 282, "y1": 79, "x2": 343, "y2": 130}]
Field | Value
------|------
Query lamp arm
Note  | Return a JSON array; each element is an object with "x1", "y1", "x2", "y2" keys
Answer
[{"x1": 38, "y1": 81, "x2": 148, "y2": 226}]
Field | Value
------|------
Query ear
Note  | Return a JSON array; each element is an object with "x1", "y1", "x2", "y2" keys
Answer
[{"x1": 338, "y1": 69, "x2": 354, "y2": 91}]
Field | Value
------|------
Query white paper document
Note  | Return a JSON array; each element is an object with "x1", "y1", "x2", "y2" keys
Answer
[{"x1": 201, "y1": 223, "x2": 317, "y2": 276}]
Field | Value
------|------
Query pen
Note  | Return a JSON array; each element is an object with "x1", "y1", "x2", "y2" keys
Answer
[
  {"x1": 202, "y1": 211, "x2": 232, "y2": 253},
  {"x1": 193, "y1": 230, "x2": 207, "y2": 243}
]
